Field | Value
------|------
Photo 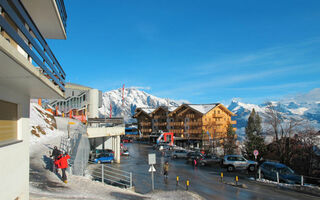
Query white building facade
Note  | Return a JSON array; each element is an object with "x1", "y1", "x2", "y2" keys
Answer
[{"x1": 0, "y1": 0, "x2": 67, "y2": 199}]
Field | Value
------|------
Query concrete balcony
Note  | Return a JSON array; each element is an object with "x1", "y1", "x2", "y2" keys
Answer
[
  {"x1": 21, "y1": 0, "x2": 67, "y2": 39},
  {"x1": 0, "y1": 0, "x2": 66, "y2": 98}
]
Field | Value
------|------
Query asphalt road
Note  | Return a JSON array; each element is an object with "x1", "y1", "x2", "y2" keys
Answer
[{"x1": 110, "y1": 143, "x2": 318, "y2": 200}]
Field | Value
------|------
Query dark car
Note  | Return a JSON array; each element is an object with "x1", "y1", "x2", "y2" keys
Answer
[
  {"x1": 186, "y1": 151, "x2": 203, "y2": 162},
  {"x1": 259, "y1": 161, "x2": 301, "y2": 184},
  {"x1": 199, "y1": 154, "x2": 222, "y2": 166},
  {"x1": 171, "y1": 149, "x2": 188, "y2": 159}
]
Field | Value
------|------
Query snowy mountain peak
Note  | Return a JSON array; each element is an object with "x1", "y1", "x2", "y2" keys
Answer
[{"x1": 99, "y1": 88, "x2": 184, "y2": 120}]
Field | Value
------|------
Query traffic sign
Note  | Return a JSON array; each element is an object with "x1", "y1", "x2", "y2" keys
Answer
[
  {"x1": 148, "y1": 153, "x2": 156, "y2": 165},
  {"x1": 148, "y1": 165, "x2": 156, "y2": 172},
  {"x1": 253, "y1": 150, "x2": 259, "y2": 159}
]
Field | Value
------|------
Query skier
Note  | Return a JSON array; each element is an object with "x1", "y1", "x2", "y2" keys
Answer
[{"x1": 163, "y1": 161, "x2": 169, "y2": 179}]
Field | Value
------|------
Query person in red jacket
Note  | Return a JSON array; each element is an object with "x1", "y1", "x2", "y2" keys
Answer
[{"x1": 55, "y1": 152, "x2": 70, "y2": 183}]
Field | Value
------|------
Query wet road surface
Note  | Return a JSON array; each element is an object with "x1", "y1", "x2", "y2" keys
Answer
[{"x1": 110, "y1": 143, "x2": 317, "y2": 200}]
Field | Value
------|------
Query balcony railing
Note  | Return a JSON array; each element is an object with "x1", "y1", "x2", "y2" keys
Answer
[
  {"x1": 55, "y1": 0, "x2": 67, "y2": 30},
  {"x1": 0, "y1": 0, "x2": 66, "y2": 91},
  {"x1": 140, "y1": 122, "x2": 151, "y2": 126}
]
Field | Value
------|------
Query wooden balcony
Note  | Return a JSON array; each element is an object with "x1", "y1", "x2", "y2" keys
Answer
[
  {"x1": 212, "y1": 114, "x2": 224, "y2": 118},
  {"x1": 140, "y1": 122, "x2": 151, "y2": 126},
  {"x1": 141, "y1": 128, "x2": 152, "y2": 133},
  {"x1": 170, "y1": 129, "x2": 184, "y2": 134},
  {"x1": 187, "y1": 121, "x2": 202, "y2": 126},
  {"x1": 170, "y1": 122, "x2": 184, "y2": 126},
  {"x1": 154, "y1": 122, "x2": 167, "y2": 126}
]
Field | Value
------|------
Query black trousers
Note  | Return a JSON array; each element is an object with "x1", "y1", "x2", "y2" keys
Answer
[{"x1": 62, "y1": 168, "x2": 67, "y2": 181}]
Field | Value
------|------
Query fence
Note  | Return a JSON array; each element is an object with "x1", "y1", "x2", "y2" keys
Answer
[
  {"x1": 60, "y1": 122, "x2": 90, "y2": 176},
  {"x1": 257, "y1": 168, "x2": 320, "y2": 186},
  {"x1": 88, "y1": 162, "x2": 133, "y2": 189}
]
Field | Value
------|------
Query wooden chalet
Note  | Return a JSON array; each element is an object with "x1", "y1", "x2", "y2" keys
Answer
[{"x1": 133, "y1": 108, "x2": 154, "y2": 137}]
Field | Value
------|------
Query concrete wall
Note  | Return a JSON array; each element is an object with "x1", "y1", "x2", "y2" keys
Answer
[
  {"x1": 0, "y1": 85, "x2": 29, "y2": 200},
  {"x1": 88, "y1": 89, "x2": 100, "y2": 118},
  {"x1": 87, "y1": 126, "x2": 125, "y2": 138}
]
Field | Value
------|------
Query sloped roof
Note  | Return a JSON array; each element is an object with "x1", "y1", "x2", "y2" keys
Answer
[
  {"x1": 142, "y1": 108, "x2": 155, "y2": 114},
  {"x1": 168, "y1": 106, "x2": 178, "y2": 112},
  {"x1": 188, "y1": 104, "x2": 219, "y2": 114}
]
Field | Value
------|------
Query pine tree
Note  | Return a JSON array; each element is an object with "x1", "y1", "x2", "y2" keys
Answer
[
  {"x1": 244, "y1": 109, "x2": 266, "y2": 160},
  {"x1": 223, "y1": 123, "x2": 237, "y2": 155}
]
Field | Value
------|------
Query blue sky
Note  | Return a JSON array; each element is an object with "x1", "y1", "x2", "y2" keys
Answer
[{"x1": 48, "y1": 0, "x2": 320, "y2": 105}]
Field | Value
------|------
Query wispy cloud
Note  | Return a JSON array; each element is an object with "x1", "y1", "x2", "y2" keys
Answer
[
  {"x1": 128, "y1": 86, "x2": 151, "y2": 90},
  {"x1": 156, "y1": 38, "x2": 320, "y2": 100}
]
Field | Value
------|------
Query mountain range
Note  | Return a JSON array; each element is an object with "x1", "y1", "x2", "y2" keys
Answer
[{"x1": 98, "y1": 88, "x2": 320, "y2": 138}]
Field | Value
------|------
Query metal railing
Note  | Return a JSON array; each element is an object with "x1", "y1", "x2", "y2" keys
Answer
[
  {"x1": 55, "y1": 0, "x2": 67, "y2": 30},
  {"x1": 0, "y1": 0, "x2": 66, "y2": 91},
  {"x1": 88, "y1": 162, "x2": 133, "y2": 189}
]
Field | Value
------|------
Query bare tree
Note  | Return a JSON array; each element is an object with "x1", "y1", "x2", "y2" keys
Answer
[{"x1": 264, "y1": 103, "x2": 303, "y2": 164}]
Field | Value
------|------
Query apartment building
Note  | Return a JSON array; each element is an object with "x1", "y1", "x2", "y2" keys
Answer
[
  {"x1": 134, "y1": 104, "x2": 236, "y2": 148},
  {"x1": 49, "y1": 83, "x2": 102, "y2": 121},
  {"x1": 0, "y1": 0, "x2": 67, "y2": 199}
]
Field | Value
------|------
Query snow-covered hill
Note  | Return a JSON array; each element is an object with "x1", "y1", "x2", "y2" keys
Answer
[
  {"x1": 99, "y1": 88, "x2": 184, "y2": 120},
  {"x1": 228, "y1": 88, "x2": 320, "y2": 139}
]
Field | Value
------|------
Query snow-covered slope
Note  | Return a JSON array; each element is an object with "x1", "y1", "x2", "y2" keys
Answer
[
  {"x1": 30, "y1": 103, "x2": 64, "y2": 145},
  {"x1": 228, "y1": 88, "x2": 320, "y2": 139},
  {"x1": 99, "y1": 88, "x2": 184, "y2": 120}
]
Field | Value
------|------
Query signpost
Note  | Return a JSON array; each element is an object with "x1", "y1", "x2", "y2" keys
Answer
[
  {"x1": 67, "y1": 121, "x2": 75, "y2": 138},
  {"x1": 148, "y1": 153, "x2": 156, "y2": 191}
]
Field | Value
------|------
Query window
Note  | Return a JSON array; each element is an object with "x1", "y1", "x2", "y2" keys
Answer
[{"x1": 0, "y1": 100, "x2": 17, "y2": 142}]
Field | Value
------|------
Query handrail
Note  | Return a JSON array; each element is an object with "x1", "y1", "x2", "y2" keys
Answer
[
  {"x1": 88, "y1": 162, "x2": 133, "y2": 189},
  {"x1": 0, "y1": 0, "x2": 66, "y2": 91},
  {"x1": 55, "y1": 0, "x2": 67, "y2": 30}
]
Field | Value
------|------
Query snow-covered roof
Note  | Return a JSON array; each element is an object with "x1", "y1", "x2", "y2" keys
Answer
[
  {"x1": 188, "y1": 104, "x2": 219, "y2": 114},
  {"x1": 141, "y1": 108, "x2": 155, "y2": 114},
  {"x1": 168, "y1": 106, "x2": 178, "y2": 112}
]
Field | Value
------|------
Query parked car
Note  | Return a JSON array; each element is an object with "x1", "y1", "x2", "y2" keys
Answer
[
  {"x1": 186, "y1": 151, "x2": 203, "y2": 162},
  {"x1": 222, "y1": 155, "x2": 257, "y2": 172},
  {"x1": 122, "y1": 137, "x2": 132, "y2": 143},
  {"x1": 94, "y1": 152, "x2": 114, "y2": 164},
  {"x1": 259, "y1": 161, "x2": 301, "y2": 184},
  {"x1": 172, "y1": 149, "x2": 189, "y2": 159},
  {"x1": 199, "y1": 154, "x2": 222, "y2": 166}
]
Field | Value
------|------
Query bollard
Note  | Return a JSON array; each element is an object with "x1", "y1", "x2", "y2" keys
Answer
[
  {"x1": 301, "y1": 175, "x2": 304, "y2": 186},
  {"x1": 276, "y1": 172, "x2": 279, "y2": 184},
  {"x1": 186, "y1": 179, "x2": 190, "y2": 191},
  {"x1": 221, "y1": 172, "x2": 224, "y2": 182},
  {"x1": 235, "y1": 176, "x2": 239, "y2": 186},
  {"x1": 258, "y1": 168, "x2": 261, "y2": 180},
  {"x1": 176, "y1": 176, "x2": 179, "y2": 186}
]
